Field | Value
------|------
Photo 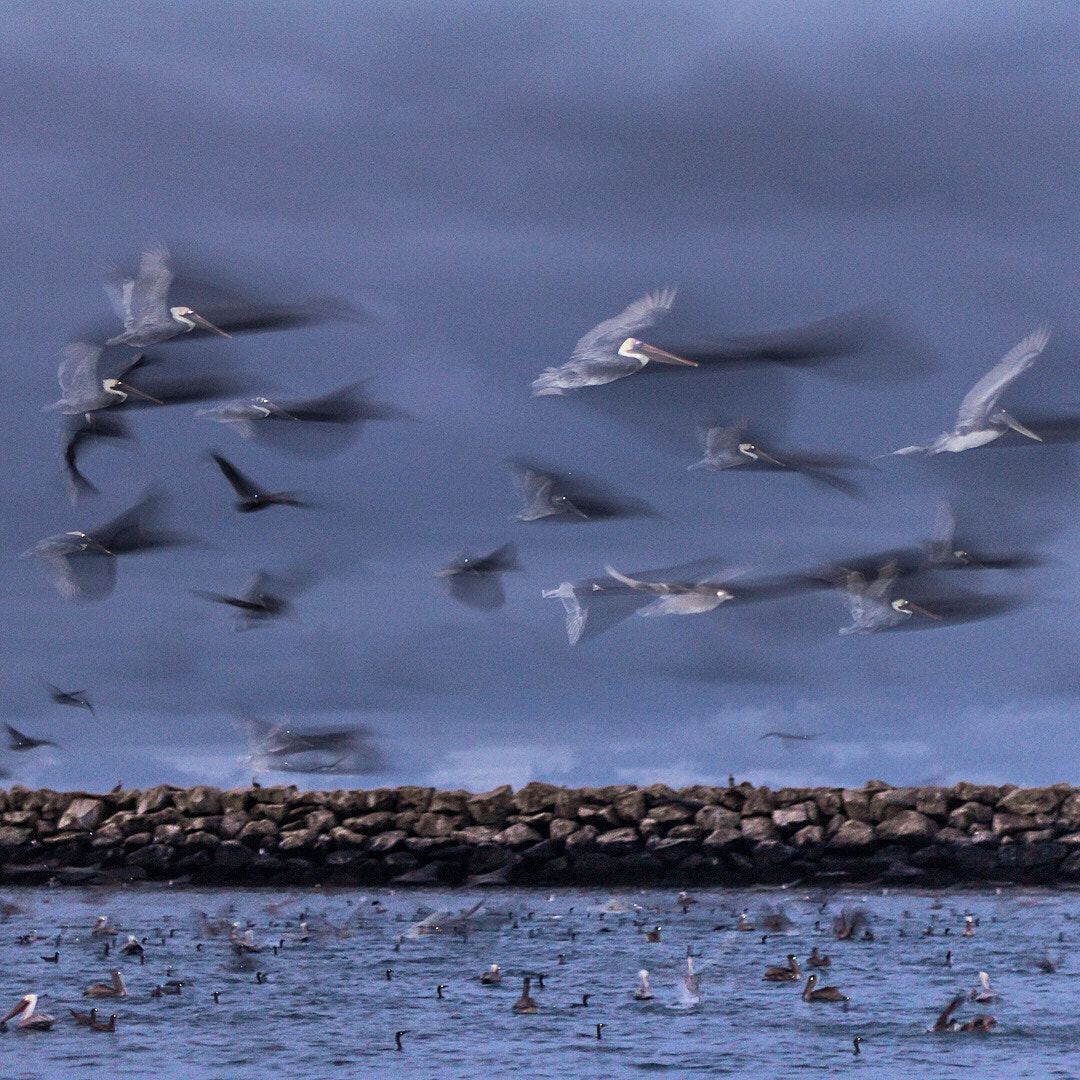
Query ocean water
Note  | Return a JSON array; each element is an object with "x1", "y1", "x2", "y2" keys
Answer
[{"x1": 0, "y1": 885, "x2": 1077, "y2": 1079}]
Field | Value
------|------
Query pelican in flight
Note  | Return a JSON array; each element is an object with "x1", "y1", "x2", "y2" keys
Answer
[
  {"x1": 47, "y1": 343, "x2": 162, "y2": 415},
  {"x1": 193, "y1": 570, "x2": 314, "y2": 630},
  {"x1": 542, "y1": 582, "x2": 590, "y2": 645},
  {"x1": 689, "y1": 422, "x2": 864, "y2": 495},
  {"x1": 603, "y1": 564, "x2": 732, "y2": 616},
  {"x1": 926, "y1": 501, "x2": 1040, "y2": 571},
  {"x1": 47, "y1": 684, "x2": 93, "y2": 715},
  {"x1": 510, "y1": 460, "x2": 652, "y2": 522},
  {"x1": 1, "y1": 994, "x2": 55, "y2": 1031},
  {"x1": 104, "y1": 246, "x2": 231, "y2": 346},
  {"x1": 531, "y1": 288, "x2": 696, "y2": 395},
  {"x1": 6, "y1": 724, "x2": 56, "y2": 752},
  {"x1": 891, "y1": 326, "x2": 1050, "y2": 455},
  {"x1": 837, "y1": 562, "x2": 941, "y2": 634},
  {"x1": 436, "y1": 544, "x2": 519, "y2": 610},
  {"x1": 208, "y1": 453, "x2": 310, "y2": 513},
  {"x1": 23, "y1": 494, "x2": 189, "y2": 601},
  {"x1": 84, "y1": 970, "x2": 127, "y2": 998}
]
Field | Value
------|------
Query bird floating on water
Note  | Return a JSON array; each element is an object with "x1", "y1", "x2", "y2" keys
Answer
[
  {"x1": 802, "y1": 973, "x2": 848, "y2": 1004},
  {"x1": 531, "y1": 288, "x2": 695, "y2": 395},
  {"x1": 84, "y1": 970, "x2": 127, "y2": 998},
  {"x1": 764, "y1": 955, "x2": 802, "y2": 982},
  {"x1": 513, "y1": 977, "x2": 539, "y2": 1013},
  {"x1": 1, "y1": 994, "x2": 55, "y2": 1031},
  {"x1": 890, "y1": 326, "x2": 1049, "y2": 455},
  {"x1": 479, "y1": 964, "x2": 502, "y2": 985},
  {"x1": 633, "y1": 970, "x2": 654, "y2": 1000}
]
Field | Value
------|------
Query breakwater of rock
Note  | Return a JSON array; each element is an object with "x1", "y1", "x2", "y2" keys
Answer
[{"x1": 3, "y1": 780, "x2": 1080, "y2": 887}]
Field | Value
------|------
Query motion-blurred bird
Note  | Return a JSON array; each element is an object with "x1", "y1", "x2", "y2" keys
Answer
[
  {"x1": 46, "y1": 344, "x2": 161, "y2": 415},
  {"x1": 103, "y1": 246, "x2": 231, "y2": 346},
  {"x1": 836, "y1": 562, "x2": 941, "y2": 634},
  {"x1": 47, "y1": 684, "x2": 94, "y2": 715},
  {"x1": 510, "y1": 459, "x2": 653, "y2": 522},
  {"x1": 6, "y1": 724, "x2": 56, "y2": 752},
  {"x1": 531, "y1": 288, "x2": 695, "y2": 395},
  {"x1": 61, "y1": 414, "x2": 133, "y2": 502},
  {"x1": 193, "y1": 570, "x2": 315, "y2": 630},
  {"x1": 208, "y1": 453, "x2": 310, "y2": 512},
  {"x1": 436, "y1": 544, "x2": 519, "y2": 610},
  {"x1": 891, "y1": 326, "x2": 1050, "y2": 455}
]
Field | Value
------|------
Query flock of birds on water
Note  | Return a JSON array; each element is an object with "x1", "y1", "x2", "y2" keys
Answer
[
  {"x1": 5, "y1": 246, "x2": 1069, "y2": 774},
  {"x1": 0, "y1": 886, "x2": 1057, "y2": 1057}
]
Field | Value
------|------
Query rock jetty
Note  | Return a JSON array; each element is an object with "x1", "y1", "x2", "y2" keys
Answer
[{"x1": 2, "y1": 780, "x2": 1080, "y2": 887}]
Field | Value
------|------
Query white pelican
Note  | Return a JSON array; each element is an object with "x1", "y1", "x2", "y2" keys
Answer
[
  {"x1": 531, "y1": 288, "x2": 695, "y2": 395},
  {"x1": 1, "y1": 994, "x2": 55, "y2": 1031},
  {"x1": 633, "y1": 970, "x2": 654, "y2": 1000},
  {"x1": 837, "y1": 562, "x2": 941, "y2": 634},
  {"x1": 891, "y1": 326, "x2": 1049, "y2": 455},
  {"x1": 84, "y1": 970, "x2": 126, "y2": 998},
  {"x1": 104, "y1": 246, "x2": 231, "y2": 346}
]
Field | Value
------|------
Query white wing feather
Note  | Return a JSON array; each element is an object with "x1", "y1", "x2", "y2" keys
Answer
[
  {"x1": 955, "y1": 326, "x2": 1050, "y2": 425},
  {"x1": 571, "y1": 288, "x2": 676, "y2": 361}
]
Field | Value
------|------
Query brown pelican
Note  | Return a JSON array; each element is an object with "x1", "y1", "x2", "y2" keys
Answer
[
  {"x1": 969, "y1": 971, "x2": 999, "y2": 1003},
  {"x1": 764, "y1": 955, "x2": 802, "y2": 982},
  {"x1": 479, "y1": 964, "x2": 502, "y2": 985},
  {"x1": 531, "y1": 288, "x2": 695, "y2": 395},
  {"x1": 84, "y1": 970, "x2": 126, "y2": 998},
  {"x1": 633, "y1": 970, "x2": 654, "y2": 1000},
  {"x1": 22, "y1": 493, "x2": 191, "y2": 601},
  {"x1": 48, "y1": 684, "x2": 93, "y2": 715},
  {"x1": 759, "y1": 731, "x2": 819, "y2": 742},
  {"x1": 436, "y1": 544, "x2": 519, "y2": 610},
  {"x1": 1, "y1": 994, "x2": 55, "y2": 1031},
  {"x1": 806, "y1": 947, "x2": 831, "y2": 968},
  {"x1": 104, "y1": 247, "x2": 231, "y2": 346},
  {"x1": 208, "y1": 453, "x2": 310, "y2": 513},
  {"x1": 119, "y1": 935, "x2": 144, "y2": 957},
  {"x1": 837, "y1": 562, "x2": 941, "y2": 634},
  {"x1": 91, "y1": 916, "x2": 118, "y2": 938},
  {"x1": 677, "y1": 957, "x2": 702, "y2": 1006},
  {"x1": 509, "y1": 459, "x2": 653, "y2": 522},
  {"x1": 926, "y1": 501, "x2": 1041, "y2": 571},
  {"x1": 47, "y1": 344, "x2": 162, "y2": 415},
  {"x1": 513, "y1": 976, "x2": 539, "y2": 1013},
  {"x1": 689, "y1": 422, "x2": 864, "y2": 495},
  {"x1": 193, "y1": 569, "x2": 314, "y2": 630},
  {"x1": 604, "y1": 564, "x2": 733, "y2": 616},
  {"x1": 891, "y1": 326, "x2": 1049, "y2": 454},
  {"x1": 6, "y1": 724, "x2": 56, "y2": 752},
  {"x1": 645, "y1": 926, "x2": 662, "y2": 943},
  {"x1": 802, "y1": 974, "x2": 847, "y2": 1004}
]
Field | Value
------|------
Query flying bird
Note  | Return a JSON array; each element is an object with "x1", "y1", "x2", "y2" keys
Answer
[
  {"x1": 436, "y1": 543, "x2": 519, "y2": 610},
  {"x1": 241, "y1": 716, "x2": 385, "y2": 776},
  {"x1": 925, "y1": 500, "x2": 1042, "y2": 571},
  {"x1": 61, "y1": 414, "x2": 133, "y2": 503},
  {"x1": 758, "y1": 732, "x2": 819, "y2": 742},
  {"x1": 509, "y1": 459, "x2": 653, "y2": 521},
  {"x1": 688, "y1": 422, "x2": 865, "y2": 496},
  {"x1": 836, "y1": 562, "x2": 942, "y2": 634},
  {"x1": 46, "y1": 343, "x2": 162, "y2": 415},
  {"x1": 603, "y1": 564, "x2": 733, "y2": 616},
  {"x1": 23, "y1": 493, "x2": 192, "y2": 601},
  {"x1": 531, "y1": 288, "x2": 695, "y2": 395},
  {"x1": 208, "y1": 453, "x2": 310, "y2": 512},
  {"x1": 6, "y1": 724, "x2": 57, "y2": 752},
  {"x1": 890, "y1": 326, "x2": 1050, "y2": 455},
  {"x1": 193, "y1": 569, "x2": 315, "y2": 630},
  {"x1": 103, "y1": 246, "x2": 232, "y2": 346},
  {"x1": 47, "y1": 684, "x2": 94, "y2": 715}
]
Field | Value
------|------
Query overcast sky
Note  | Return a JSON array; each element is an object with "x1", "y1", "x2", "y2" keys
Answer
[{"x1": 3, "y1": 2, "x2": 1079, "y2": 792}]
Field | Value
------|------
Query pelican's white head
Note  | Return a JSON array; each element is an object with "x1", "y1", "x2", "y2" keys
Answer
[
  {"x1": 170, "y1": 306, "x2": 232, "y2": 338},
  {"x1": 617, "y1": 338, "x2": 697, "y2": 367}
]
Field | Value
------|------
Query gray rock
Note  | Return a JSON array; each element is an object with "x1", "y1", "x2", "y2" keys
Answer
[
  {"x1": 366, "y1": 830, "x2": 407, "y2": 853},
  {"x1": 648, "y1": 804, "x2": 694, "y2": 825},
  {"x1": 741, "y1": 816, "x2": 778, "y2": 843},
  {"x1": 948, "y1": 802, "x2": 993, "y2": 830},
  {"x1": 429, "y1": 789, "x2": 470, "y2": 814},
  {"x1": 701, "y1": 827, "x2": 742, "y2": 852},
  {"x1": 564, "y1": 825, "x2": 599, "y2": 851},
  {"x1": 998, "y1": 787, "x2": 1065, "y2": 816},
  {"x1": 915, "y1": 788, "x2": 951, "y2": 819},
  {"x1": 741, "y1": 787, "x2": 776, "y2": 816},
  {"x1": 549, "y1": 818, "x2": 579, "y2": 843},
  {"x1": 613, "y1": 791, "x2": 648, "y2": 823},
  {"x1": 875, "y1": 810, "x2": 937, "y2": 843},
  {"x1": 466, "y1": 785, "x2": 513, "y2": 826},
  {"x1": 829, "y1": 819, "x2": 875, "y2": 851},
  {"x1": 493, "y1": 823, "x2": 544, "y2": 848},
  {"x1": 414, "y1": 813, "x2": 461, "y2": 838},
  {"x1": 0, "y1": 826, "x2": 33, "y2": 848},
  {"x1": 57, "y1": 798, "x2": 105, "y2": 832},
  {"x1": 513, "y1": 782, "x2": 562, "y2": 814},
  {"x1": 841, "y1": 789, "x2": 872, "y2": 823},
  {"x1": 645, "y1": 836, "x2": 699, "y2": 862},
  {"x1": 869, "y1": 788, "x2": 919, "y2": 822},
  {"x1": 772, "y1": 802, "x2": 818, "y2": 830},
  {"x1": 992, "y1": 812, "x2": 1055, "y2": 836},
  {"x1": 695, "y1": 806, "x2": 740, "y2": 831},
  {"x1": 594, "y1": 827, "x2": 642, "y2": 855}
]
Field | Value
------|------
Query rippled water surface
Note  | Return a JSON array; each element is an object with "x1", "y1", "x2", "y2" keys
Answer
[{"x1": 1, "y1": 885, "x2": 1079, "y2": 1078}]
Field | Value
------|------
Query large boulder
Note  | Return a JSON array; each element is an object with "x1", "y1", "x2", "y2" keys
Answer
[
  {"x1": 875, "y1": 810, "x2": 937, "y2": 844},
  {"x1": 58, "y1": 798, "x2": 105, "y2": 832},
  {"x1": 829, "y1": 819, "x2": 876, "y2": 851},
  {"x1": 513, "y1": 783, "x2": 562, "y2": 815},
  {"x1": 466, "y1": 786, "x2": 513, "y2": 826},
  {"x1": 998, "y1": 787, "x2": 1065, "y2": 816},
  {"x1": 772, "y1": 802, "x2": 818, "y2": 830},
  {"x1": 595, "y1": 828, "x2": 642, "y2": 856}
]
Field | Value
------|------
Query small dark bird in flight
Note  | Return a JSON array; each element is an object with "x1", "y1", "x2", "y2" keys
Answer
[
  {"x1": 47, "y1": 684, "x2": 94, "y2": 715},
  {"x1": 208, "y1": 452, "x2": 310, "y2": 512},
  {"x1": 6, "y1": 723, "x2": 57, "y2": 752},
  {"x1": 436, "y1": 543, "x2": 519, "y2": 610}
]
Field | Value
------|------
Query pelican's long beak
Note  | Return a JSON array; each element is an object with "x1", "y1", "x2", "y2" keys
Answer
[
  {"x1": 635, "y1": 342, "x2": 697, "y2": 366},
  {"x1": 755, "y1": 449, "x2": 787, "y2": 467},
  {"x1": 1003, "y1": 414, "x2": 1043, "y2": 442},
  {"x1": 2, "y1": 997, "x2": 28, "y2": 1023},
  {"x1": 115, "y1": 381, "x2": 163, "y2": 404},
  {"x1": 190, "y1": 312, "x2": 232, "y2": 338},
  {"x1": 903, "y1": 601, "x2": 942, "y2": 621}
]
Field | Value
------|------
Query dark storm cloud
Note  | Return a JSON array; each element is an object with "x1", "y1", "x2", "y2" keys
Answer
[{"x1": 3, "y1": 2, "x2": 1079, "y2": 790}]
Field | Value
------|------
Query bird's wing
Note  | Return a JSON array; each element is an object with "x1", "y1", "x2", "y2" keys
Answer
[
  {"x1": 571, "y1": 288, "x2": 676, "y2": 361},
  {"x1": 516, "y1": 467, "x2": 554, "y2": 506},
  {"x1": 128, "y1": 246, "x2": 174, "y2": 328},
  {"x1": 241, "y1": 571, "x2": 275, "y2": 602},
  {"x1": 955, "y1": 326, "x2": 1050, "y2": 425},
  {"x1": 703, "y1": 424, "x2": 741, "y2": 455},
  {"x1": 35, "y1": 552, "x2": 82, "y2": 600},
  {"x1": 931, "y1": 500, "x2": 957, "y2": 551},
  {"x1": 210, "y1": 454, "x2": 259, "y2": 499},
  {"x1": 604, "y1": 565, "x2": 675, "y2": 594},
  {"x1": 57, "y1": 343, "x2": 102, "y2": 398},
  {"x1": 867, "y1": 561, "x2": 899, "y2": 600},
  {"x1": 5, "y1": 723, "x2": 28, "y2": 742},
  {"x1": 102, "y1": 272, "x2": 135, "y2": 329}
]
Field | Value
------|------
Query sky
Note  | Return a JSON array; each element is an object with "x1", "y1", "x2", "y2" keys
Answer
[{"x1": 2, "y1": 1, "x2": 1079, "y2": 792}]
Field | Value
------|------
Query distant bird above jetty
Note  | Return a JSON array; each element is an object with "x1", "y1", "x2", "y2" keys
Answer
[
  {"x1": 47, "y1": 684, "x2": 94, "y2": 714},
  {"x1": 531, "y1": 288, "x2": 695, "y2": 395},
  {"x1": 6, "y1": 723, "x2": 57, "y2": 752},
  {"x1": 890, "y1": 326, "x2": 1050, "y2": 455}
]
